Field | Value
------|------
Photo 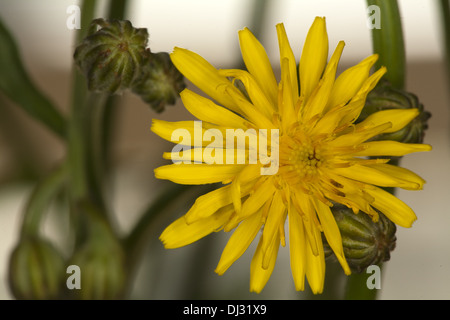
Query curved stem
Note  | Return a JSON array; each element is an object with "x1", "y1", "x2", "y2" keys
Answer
[
  {"x1": 0, "y1": 18, "x2": 66, "y2": 138},
  {"x1": 20, "y1": 162, "x2": 68, "y2": 238},
  {"x1": 123, "y1": 184, "x2": 215, "y2": 296}
]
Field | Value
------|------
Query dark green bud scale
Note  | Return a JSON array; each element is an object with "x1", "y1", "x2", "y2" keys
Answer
[
  {"x1": 323, "y1": 203, "x2": 397, "y2": 273},
  {"x1": 359, "y1": 80, "x2": 431, "y2": 144},
  {"x1": 74, "y1": 19, "x2": 150, "y2": 93},
  {"x1": 132, "y1": 52, "x2": 186, "y2": 113}
]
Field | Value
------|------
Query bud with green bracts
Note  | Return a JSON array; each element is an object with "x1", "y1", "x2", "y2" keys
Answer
[
  {"x1": 67, "y1": 201, "x2": 126, "y2": 300},
  {"x1": 359, "y1": 80, "x2": 431, "y2": 144},
  {"x1": 132, "y1": 52, "x2": 186, "y2": 113},
  {"x1": 74, "y1": 19, "x2": 150, "y2": 93},
  {"x1": 68, "y1": 238, "x2": 126, "y2": 300},
  {"x1": 8, "y1": 236, "x2": 65, "y2": 300},
  {"x1": 323, "y1": 203, "x2": 397, "y2": 273}
]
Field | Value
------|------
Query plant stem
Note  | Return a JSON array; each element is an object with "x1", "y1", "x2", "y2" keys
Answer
[
  {"x1": 0, "y1": 18, "x2": 66, "y2": 138},
  {"x1": 367, "y1": 0, "x2": 406, "y2": 89},
  {"x1": 343, "y1": 0, "x2": 407, "y2": 300},
  {"x1": 20, "y1": 162, "x2": 68, "y2": 238},
  {"x1": 344, "y1": 265, "x2": 382, "y2": 300},
  {"x1": 439, "y1": 0, "x2": 450, "y2": 85}
]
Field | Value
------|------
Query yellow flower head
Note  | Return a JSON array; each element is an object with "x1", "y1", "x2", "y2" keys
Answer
[{"x1": 152, "y1": 17, "x2": 432, "y2": 294}]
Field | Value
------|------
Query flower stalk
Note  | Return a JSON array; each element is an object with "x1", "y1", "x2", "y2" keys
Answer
[
  {"x1": 343, "y1": 0, "x2": 408, "y2": 300},
  {"x1": 367, "y1": 0, "x2": 406, "y2": 90}
]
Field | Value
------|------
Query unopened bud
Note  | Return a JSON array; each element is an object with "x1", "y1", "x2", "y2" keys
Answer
[
  {"x1": 74, "y1": 19, "x2": 150, "y2": 93},
  {"x1": 359, "y1": 80, "x2": 431, "y2": 144},
  {"x1": 8, "y1": 236, "x2": 65, "y2": 300},
  {"x1": 68, "y1": 239, "x2": 126, "y2": 300},
  {"x1": 132, "y1": 52, "x2": 185, "y2": 112},
  {"x1": 323, "y1": 203, "x2": 397, "y2": 273}
]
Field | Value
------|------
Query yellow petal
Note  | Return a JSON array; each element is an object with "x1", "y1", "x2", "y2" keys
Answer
[
  {"x1": 239, "y1": 27, "x2": 278, "y2": 105},
  {"x1": 312, "y1": 197, "x2": 351, "y2": 275},
  {"x1": 185, "y1": 185, "x2": 232, "y2": 223},
  {"x1": 170, "y1": 47, "x2": 243, "y2": 113},
  {"x1": 356, "y1": 108, "x2": 420, "y2": 134},
  {"x1": 329, "y1": 122, "x2": 392, "y2": 148},
  {"x1": 367, "y1": 163, "x2": 427, "y2": 190},
  {"x1": 225, "y1": 177, "x2": 276, "y2": 231},
  {"x1": 261, "y1": 191, "x2": 286, "y2": 269},
  {"x1": 223, "y1": 84, "x2": 276, "y2": 129},
  {"x1": 299, "y1": 17, "x2": 328, "y2": 102},
  {"x1": 250, "y1": 233, "x2": 280, "y2": 293},
  {"x1": 276, "y1": 23, "x2": 298, "y2": 100},
  {"x1": 339, "y1": 67, "x2": 387, "y2": 125},
  {"x1": 155, "y1": 164, "x2": 243, "y2": 185},
  {"x1": 352, "y1": 140, "x2": 432, "y2": 157},
  {"x1": 302, "y1": 41, "x2": 345, "y2": 121},
  {"x1": 334, "y1": 164, "x2": 420, "y2": 190},
  {"x1": 151, "y1": 119, "x2": 226, "y2": 147},
  {"x1": 180, "y1": 89, "x2": 248, "y2": 128},
  {"x1": 288, "y1": 208, "x2": 306, "y2": 291},
  {"x1": 279, "y1": 58, "x2": 298, "y2": 132},
  {"x1": 215, "y1": 209, "x2": 264, "y2": 275},
  {"x1": 366, "y1": 187, "x2": 417, "y2": 228},
  {"x1": 327, "y1": 54, "x2": 379, "y2": 109},
  {"x1": 218, "y1": 69, "x2": 275, "y2": 118},
  {"x1": 160, "y1": 205, "x2": 233, "y2": 249},
  {"x1": 304, "y1": 223, "x2": 325, "y2": 294}
]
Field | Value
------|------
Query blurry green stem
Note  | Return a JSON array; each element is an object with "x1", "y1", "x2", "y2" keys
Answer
[
  {"x1": 0, "y1": 18, "x2": 66, "y2": 138},
  {"x1": 108, "y1": 0, "x2": 129, "y2": 19},
  {"x1": 123, "y1": 184, "x2": 215, "y2": 295},
  {"x1": 439, "y1": 0, "x2": 450, "y2": 84},
  {"x1": 367, "y1": 0, "x2": 406, "y2": 89},
  {"x1": 124, "y1": 184, "x2": 192, "y2": 272},
  {"x1": 68, "y1": 0, "x2": 98, "y2": 202},
  {"x1": 20, "y1": 162, "x2": 68, "y2": 238}
]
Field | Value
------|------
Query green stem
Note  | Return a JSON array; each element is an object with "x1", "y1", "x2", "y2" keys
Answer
[
  {"x1": 439, "y1": 0, "x2": 450, "y2": 84},
  {"x1": 68, "y1": 0, "x2": 98, "y2": 202},
  {"x1": 123, "y1": 184, "x2": 214, "y2": 296},
  {"x1": 124, "y1": 184, "x2": 192, "y2": 270},
  {"x1": 108, "y1": 0, "x2": 129, "y2": 19},
  {"x1": 0, "y1": 18, "x2": 66, "y2": 138},
  {"x1": 20, "y1": 162, "x2": 68, "y2": 238},
  {"x1": 343, "y1": 1, "x2": 407, "y2": 300},
  {"x1": 344, "y1": 264, "x2": 383, "y2": 300},
  {"x1": 367, "y1": 0, "x2": 406, "y2": 89}
]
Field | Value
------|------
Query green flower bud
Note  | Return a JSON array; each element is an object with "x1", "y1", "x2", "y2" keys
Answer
[
  {"x1": 68, "y1": 221, "x2": 126, "y2": 300},
  {"x1": 74, "y1": 19, "x2": 150, "y2": 93},
  {"x1": 323, "y1": 203, "x2": 397, "y2": 273},
  {"x1": 132, "y1": 52, "x2": 185, "y2": 113},
  {"x1": 8, "y1": 236, "x2": 65, "y2": 300},
  {"x1": 359, "y1": 80, "x2": 431, "y2": 144},
  {"x1": 66, "y1": 200, "x2": 127, "y2": 300}
]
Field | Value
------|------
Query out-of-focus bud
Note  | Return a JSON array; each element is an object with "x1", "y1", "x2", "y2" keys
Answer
[
  {"x1": 68, "y1": 238, "x2": 126, "y2": 300},
  {"x1": 132, "y1": 52, "x2": 185, "y2": 113},
  {"x1": 68, "y1": 200, "x2": 126, "y2": 300},
  {"x1": 74, "y1": 19, "x2": 150, "y2": 93},
  {"x1": 359, "y1": 80, "x2": 431, "y2": 144},
  {"x1": 9, "y1": 236, "x2": 65, "y2": 300},
  {"x1": 323, "y1": 203, "x2": 397, "y2": 273}
]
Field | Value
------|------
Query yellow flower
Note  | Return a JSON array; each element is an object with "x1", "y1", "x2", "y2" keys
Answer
[{"x1": 152, "y1": 17, "x2": 432, "y2": 294}]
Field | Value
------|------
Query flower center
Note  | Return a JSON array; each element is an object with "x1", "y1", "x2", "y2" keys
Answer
[{"x1": 279, "y1": 130, "x2": 326, "y2": 186}]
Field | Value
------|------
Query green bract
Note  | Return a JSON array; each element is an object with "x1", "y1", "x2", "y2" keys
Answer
[{"x1": 74, "y1": 19, "x2": 150, "y2": 93}]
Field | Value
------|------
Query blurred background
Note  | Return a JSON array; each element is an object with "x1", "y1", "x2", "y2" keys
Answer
[{"x1": 0, "y1": 0, "x2": 448, "y2": 299}]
